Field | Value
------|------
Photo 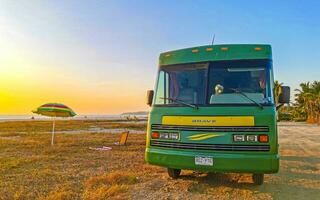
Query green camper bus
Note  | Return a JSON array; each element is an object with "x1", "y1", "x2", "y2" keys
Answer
[{"x1": 145, "y1": 44, "x2": 290, "y2": 185}]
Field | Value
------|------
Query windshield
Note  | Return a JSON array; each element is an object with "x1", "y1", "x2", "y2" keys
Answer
[{"x1": 154, "y1": 60, "x2": 273, "y2": 106}]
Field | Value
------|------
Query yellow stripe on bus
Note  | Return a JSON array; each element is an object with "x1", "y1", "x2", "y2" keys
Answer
[
  {"x1": 188, "y1": 133, "x2": 223, "y2": 141},
  {"x1": 188, "y1": 133, "x2": 211, "y2": 138},
  {"x1": 162, "y1": 116, "x2": 254, "y2": 126}
]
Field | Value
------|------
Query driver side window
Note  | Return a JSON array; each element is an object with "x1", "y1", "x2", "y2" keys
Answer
[{"x1": 154, "y1": 70, "x2": 169, "y2": 104}]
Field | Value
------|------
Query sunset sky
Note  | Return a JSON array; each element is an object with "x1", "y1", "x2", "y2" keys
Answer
[{"x1": 1, "y1": 0, "x2": 319, "y2": 115}]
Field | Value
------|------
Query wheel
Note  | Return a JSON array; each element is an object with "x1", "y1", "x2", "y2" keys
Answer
[
  {"x1": 252, "y1": 173, "x2": 264, "y2": 185},
  {"x1": 167, "y1": 168, "x2": 181, "y2": 179}
]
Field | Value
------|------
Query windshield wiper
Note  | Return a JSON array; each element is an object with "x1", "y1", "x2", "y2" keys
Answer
[
  {"x1": 161, "y1": 97, "x2": 199, "y2": 109},
  {"x1": 229, "y1": 88, "x2": 264, "y2": 110}
]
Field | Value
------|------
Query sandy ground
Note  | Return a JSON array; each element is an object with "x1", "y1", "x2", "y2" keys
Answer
[{"x1": 0, "y1": 121, "x2": 319, "y2": 199}]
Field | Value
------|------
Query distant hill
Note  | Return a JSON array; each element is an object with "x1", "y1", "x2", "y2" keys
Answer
[{"x1": 121, "y1": 111, "x2": 148, "y2": 115}]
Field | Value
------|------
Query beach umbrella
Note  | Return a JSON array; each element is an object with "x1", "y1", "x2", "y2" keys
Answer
[{"x1": 32, "y1": 103, "x2": 76, "y2": 145}]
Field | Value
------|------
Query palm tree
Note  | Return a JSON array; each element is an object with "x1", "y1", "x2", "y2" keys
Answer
[
  {"x1": 294, "y1": 81, "x2": 320, "y2": 124},
  {"x1": 274, "y1": 80, "x2": 283, "y2": 105}
]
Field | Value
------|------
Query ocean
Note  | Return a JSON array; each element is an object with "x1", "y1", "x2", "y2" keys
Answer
[{"x1": 0, "y1": 114, "x2": 147, "y2": 121}]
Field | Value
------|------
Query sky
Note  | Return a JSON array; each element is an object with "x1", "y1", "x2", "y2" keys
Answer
[{"x1": 0, "y1": 0, "x2": 319, "y2": 115}]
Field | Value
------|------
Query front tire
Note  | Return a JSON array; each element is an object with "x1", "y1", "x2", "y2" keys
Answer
[
  {"x1": 167, "y1": 168, "x2": 181, "y2": 179},
  {"x1": 252, "y1": 173, "x2": 264, "y2": 185}
]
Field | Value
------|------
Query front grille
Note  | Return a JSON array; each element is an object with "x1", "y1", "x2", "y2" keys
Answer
[
  {"x1": 151, "y1": 140, "x2": 270, "y2": 152},
  {"x1": 151, "y1": 124, "x2": 269, "y2": 132}
]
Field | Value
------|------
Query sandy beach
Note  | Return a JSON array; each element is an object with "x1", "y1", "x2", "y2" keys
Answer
[{"x1": 0, "y1": 120, "x2": 319, "y2": 199}]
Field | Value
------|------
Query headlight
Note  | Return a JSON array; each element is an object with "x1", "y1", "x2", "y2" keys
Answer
[
  {"x1": 171, "y1": 133, "x2": 180, "y2": 140},
  {"x1": 246, "y1": 135, "x2": 258, "y2": 142},
  {"x1": 159, "y1": 132, "x2": 169, "y2": 139},
  {"x1": 233, "y1": 134, "x2": 266, "y2": 143},
  {"x1": 233, "y1": 135, "x2": 245, "y2": 142},
  {"x1": 154, "y1": 132, "x2": 180, "y2": 140}
]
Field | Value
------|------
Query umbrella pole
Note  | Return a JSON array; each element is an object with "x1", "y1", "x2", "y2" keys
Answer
[{"x1": 51, "y1": 118, "x2": 55, "y2": 146}]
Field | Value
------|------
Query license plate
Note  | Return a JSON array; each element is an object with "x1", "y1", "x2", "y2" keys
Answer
[{"x1": 195, "y1": 156, "x2": 213, "y2": 166}]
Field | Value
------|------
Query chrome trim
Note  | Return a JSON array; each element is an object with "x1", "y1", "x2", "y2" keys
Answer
[
  {"x1": 150, "y1": 141, "x2": 270, "y2": 151},
  {"x1": 151, "y1": 124, "x2": 269, "y2": 132}
]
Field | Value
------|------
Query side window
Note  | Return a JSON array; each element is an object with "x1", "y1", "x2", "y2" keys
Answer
[
  {"x1": 154, "y1": 71, "x2": 168, "y2": 104},
  {"x1": 269, "y1": 68, "x2": 275, "y2": 103}
]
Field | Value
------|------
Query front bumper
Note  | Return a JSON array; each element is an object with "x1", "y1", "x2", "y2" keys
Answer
[{"x1": 145, "y1": 147, "x2": 279, "y2": 173}]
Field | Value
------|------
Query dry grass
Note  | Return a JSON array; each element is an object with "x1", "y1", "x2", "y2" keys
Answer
[
  {"x1": 0, "y1": 120, "x2": 146, "y2": 133},
  {"x1": 84, "y1": 171, "x2": 138, "y2": 189},
  {"x1": 0, "y1": 120, "x2": 147, "y2": 199},
  {"x1": 82, "y1": 171, "x2": 138, "y2": 199},
  {"x1": 0, "y1": 121, "x2": 319, "y2": 199},
  {"x1": 38, "y1": 188, "x2": 75, "y2": 200}
]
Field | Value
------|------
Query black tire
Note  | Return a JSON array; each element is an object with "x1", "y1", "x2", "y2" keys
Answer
[
  {"x1": 252, "y1": 173, "x2": 264, "y2": 185},
  {"x1": 167, "y1": 168, "x2": 181, "y2": 179}
]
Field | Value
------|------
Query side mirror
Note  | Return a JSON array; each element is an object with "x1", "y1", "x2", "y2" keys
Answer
[
  {"x1": 146, "y1": 90, "x2": 154, "y2": 106},
  {"x1": 278, "y1": 86, "x2": 290, "y2": 104}
]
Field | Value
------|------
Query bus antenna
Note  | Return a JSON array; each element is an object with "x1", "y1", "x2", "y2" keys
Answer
[{"x1": 211, "y1": 34, "x2": 215, "y2": 45}]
